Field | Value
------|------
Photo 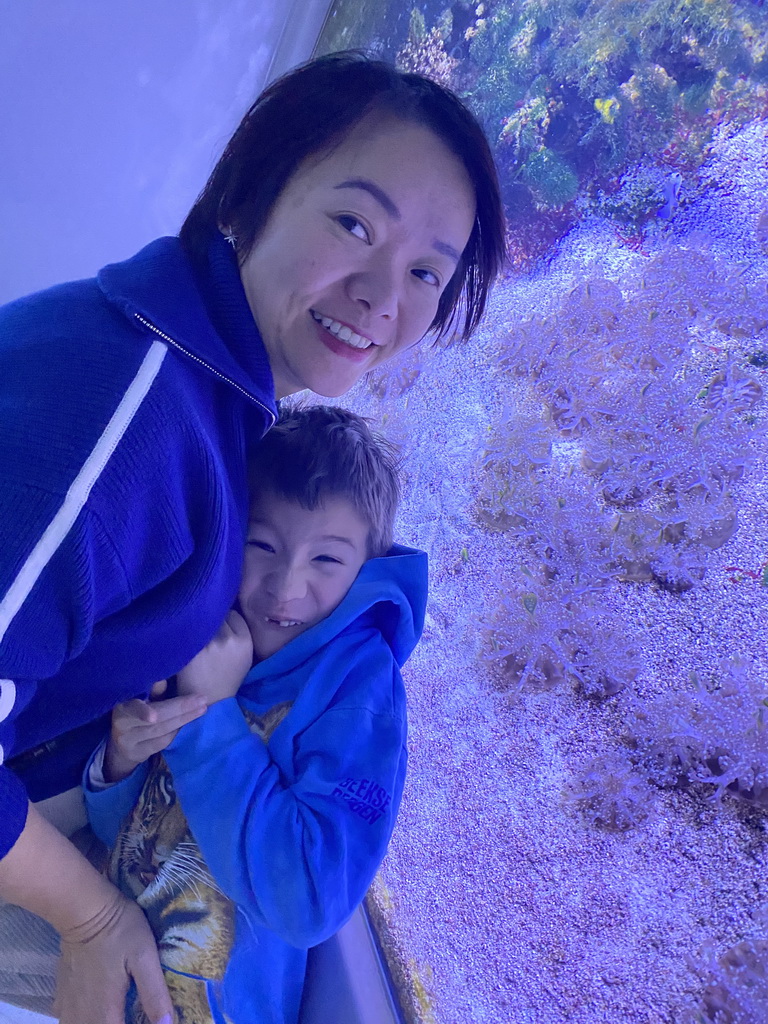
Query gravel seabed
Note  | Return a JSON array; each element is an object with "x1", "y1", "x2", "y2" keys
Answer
[{"x1": 329, "y1": 120, "x2": 768, "y2": 1024}]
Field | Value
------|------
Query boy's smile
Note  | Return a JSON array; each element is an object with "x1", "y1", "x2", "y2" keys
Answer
[{"x1": 239, "y1": 490, "x2": 370, "y2": 660}]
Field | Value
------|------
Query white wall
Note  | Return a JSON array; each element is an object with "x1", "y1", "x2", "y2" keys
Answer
[{"x1": 0, "y1": 0, "x2": 331, "y2": 303}]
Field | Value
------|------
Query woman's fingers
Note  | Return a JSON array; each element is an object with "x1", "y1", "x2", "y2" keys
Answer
[
  {"x1": 130, "y1": 930, "x2": 177, "y2": 1024},
  {"x1": 55, "y1": 898, "x2": 174, "y2": 1024},
  {"x1": 149, "y1": 679, "x2": 168, "y2": 699}
]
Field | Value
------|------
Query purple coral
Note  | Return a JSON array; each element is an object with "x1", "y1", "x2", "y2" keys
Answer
[
  {"x1": 628, "y1": 657, "x2": 768, "y2": 807},
  {"x1": 694, "y1": 936, "x2": 768, "y2": 1024},
  {"x1": 705, "y1": 363, "x2": 764, "y2": 419},
  {"x1": 564, "y1": 751, "x2": 654, "y2": 831},
  {"x1": 488, "y1": 577, "x2": 640, "y2": 699},
  {"x1": 480, "y1": 242, "x2": 765, "y2": 699}
]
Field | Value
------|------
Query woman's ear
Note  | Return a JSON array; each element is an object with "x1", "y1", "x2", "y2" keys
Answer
[{"x1": 221, "y1": 226, "x2": 238, "y2": 250}]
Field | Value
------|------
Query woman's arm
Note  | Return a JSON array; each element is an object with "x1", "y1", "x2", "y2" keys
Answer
[
  {"x1": 0, "y1": 493, "x2": 132, "y2": 855},
  {"x1": 0, "y1": 802, "x2": 174, "y2": 1024}
]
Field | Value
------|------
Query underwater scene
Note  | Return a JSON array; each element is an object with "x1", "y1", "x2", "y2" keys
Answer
[{"x1": 316, "y1": 3, "x2": 768, "y2": 1023}]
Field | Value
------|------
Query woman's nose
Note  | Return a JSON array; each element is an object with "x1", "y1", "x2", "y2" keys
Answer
[{"x1": 348, "y1": 253, "x2": 399, "y2": 319}]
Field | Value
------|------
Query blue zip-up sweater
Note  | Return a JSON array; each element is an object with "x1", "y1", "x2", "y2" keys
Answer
[
  {"x1": 83, "y1": 544, "x2": 427, "y2": 1024},
  {"x1": 0, "y1": 234, "x2": 277, "y2": 858}
]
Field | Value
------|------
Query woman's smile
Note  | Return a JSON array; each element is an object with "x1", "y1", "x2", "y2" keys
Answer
[
  {"x1": 238, "y1": 112, "x2": 476, "y2": 399},
  {"x1": 310, "y1": 310, "x2": 377, "y2": 351},
  {"x1": 310, "y1": 311, "x2": 376, "y2": 363}
]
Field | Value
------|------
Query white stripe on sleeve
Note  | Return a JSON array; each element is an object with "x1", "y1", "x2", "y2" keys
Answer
[
  {"x1": 0, "y1": 680, "x2": 14, "y2": 764},
  {"x1": 0, "y1": 340, "x2": 167, "y2": 763},
  {"x1": 0, "y1": 680, "x2": 15, "y2": 723}
]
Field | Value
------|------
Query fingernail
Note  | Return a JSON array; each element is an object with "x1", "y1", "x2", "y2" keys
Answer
[{"x1": 155, "y1": 1015, "x2": 173, "y2": 1024}]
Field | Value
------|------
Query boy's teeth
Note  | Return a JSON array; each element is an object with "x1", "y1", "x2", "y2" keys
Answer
[{"x1": 312, "y1": 311, "x2": 371, "y2": 349}]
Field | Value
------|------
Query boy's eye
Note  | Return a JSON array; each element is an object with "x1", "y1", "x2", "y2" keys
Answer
[
  {"x1": 337, "y1": 214, "x2": 369, "y2": 242},
  {"x1": 247, "y1": 540, "x2": 274, "y2": 553}
]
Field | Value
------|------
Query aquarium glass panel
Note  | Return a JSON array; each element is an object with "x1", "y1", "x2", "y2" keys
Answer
[{"x1": 316, "y1": 3, "x2": 768, "y2": 1022}]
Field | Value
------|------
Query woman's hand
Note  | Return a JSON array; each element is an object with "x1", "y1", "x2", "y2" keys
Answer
[
  {"x1": 0, "y1": 804, "x2": 174, "y2": 1024},
  {"x1": 55, "y1": 890, "x2": 174, "y2": 1024},
  {"x1": 176, "y1": 609, "x2": 253, "y2": 705},
  {"x1": 104, "y1": 680, "x2": 207, "y2": 782}
]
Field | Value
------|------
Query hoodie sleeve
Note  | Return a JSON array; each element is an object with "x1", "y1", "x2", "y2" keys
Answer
[
  {"x1": 162, "y1": 639, "x2": 407, "y2": 948},
  {"x1": 81, "y1": 743, "x2": 151, "y2": 848}
]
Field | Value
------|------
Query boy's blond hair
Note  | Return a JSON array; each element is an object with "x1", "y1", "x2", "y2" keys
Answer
[{"x1": 248, "y1": 406, "x2": 401, "y2": 558}]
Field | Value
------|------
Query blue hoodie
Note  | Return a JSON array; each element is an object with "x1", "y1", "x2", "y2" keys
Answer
[
  {"x1": 83, "y1": 543, "x2": 427, "y2": 1024},
  {"x1": 0, "y1": 235, "x2": 277, "y2": 858}
]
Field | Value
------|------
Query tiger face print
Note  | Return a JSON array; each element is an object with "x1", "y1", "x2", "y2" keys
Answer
[
  {"x1": 109, "y1": 755, "x2": 235, "y2": 1023},
  {"x1": 110, "y1": 699, "x2": 294, "y2": 1024}
]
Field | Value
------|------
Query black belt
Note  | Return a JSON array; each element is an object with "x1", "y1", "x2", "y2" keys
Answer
[{"x1": 5, "y1": 713, "x2": 112, "y2": 801}]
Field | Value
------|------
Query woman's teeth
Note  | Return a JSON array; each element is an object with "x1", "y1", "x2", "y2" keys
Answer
[
  {"x1": 266, "y1": 617, "x2": 302, "y2": 628},
  {"x1": 312, "y1": 311, "x2": 372, "y2": 350}
]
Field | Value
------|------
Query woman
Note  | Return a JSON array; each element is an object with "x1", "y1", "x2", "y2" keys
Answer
[{"x1": 0, "y1": 51, "x2": 504, "y2": 1023}]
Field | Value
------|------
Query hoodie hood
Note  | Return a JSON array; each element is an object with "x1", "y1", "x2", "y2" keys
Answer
[
  {"x1": 97, "y1": 234, "x2": 276, "y2": 418},
  {"x1": 244, "y1": 544, "x2": 427, "y2": 682}
]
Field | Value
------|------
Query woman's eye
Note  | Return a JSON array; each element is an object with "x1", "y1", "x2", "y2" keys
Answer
[
  {"x1": 412, "y1": 268, "x2": 440, "y2": 287},
  {"x1": 314, "y1": 555, "x2": 342, "y2": 564},
  {"x1": 337, "y1": 215, "x2": 369, "y2": 242}
]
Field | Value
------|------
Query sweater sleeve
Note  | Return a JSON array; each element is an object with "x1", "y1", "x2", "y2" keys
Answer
[
  {"x1": 0, "y1": 481, "x2": 129, "y2": 859},
  {"x1": 0, "y1": 768, "x2": 29, "y2": 859},
  {"x1": 163, "y1": 645, "x2": 407, "y2": 948}
]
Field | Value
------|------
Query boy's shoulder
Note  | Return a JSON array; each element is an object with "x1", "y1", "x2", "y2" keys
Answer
[
  {"x1": 357, "y1": 543, "x2": 428, "y2": 590},
  {"x1": 348, "y1": 541, "x2": 428, "y2": 640}
]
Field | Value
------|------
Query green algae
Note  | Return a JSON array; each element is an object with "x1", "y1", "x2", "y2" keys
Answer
[{"x1": 316, "y1": 0, "x2": 768, "y2": 267}]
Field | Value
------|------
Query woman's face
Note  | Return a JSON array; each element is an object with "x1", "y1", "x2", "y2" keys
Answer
[{"x1": 239, "y1": 114, "x2": 476, "y2": 399}]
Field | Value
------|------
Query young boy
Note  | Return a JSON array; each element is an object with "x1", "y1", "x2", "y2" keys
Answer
[{"x1": 82, "y1": 405, "x2": 427, "y2": 1024}]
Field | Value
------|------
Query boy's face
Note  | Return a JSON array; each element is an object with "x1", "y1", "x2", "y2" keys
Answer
[{"x1": 239, "y1": 490, "x2": 370, "y2": 660}]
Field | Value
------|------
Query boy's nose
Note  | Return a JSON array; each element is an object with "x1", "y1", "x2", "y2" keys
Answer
[{"x1": 267, "y1": 567, "x2": 307, "y2": 603}]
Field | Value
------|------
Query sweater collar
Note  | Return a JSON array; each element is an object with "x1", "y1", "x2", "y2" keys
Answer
[{"x1": 97, "y1": 234, "x2": 277, "y2": 419}]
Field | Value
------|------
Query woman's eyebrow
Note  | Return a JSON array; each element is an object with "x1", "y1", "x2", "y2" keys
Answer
[
  {"x1": 333, "y1": 178, "x2": 462, "y2": 263},
  {"x1": 433, "y1": 239, "x2": 461, "y2": 264},
  {"x1": 334, "y1": 178, "x2": 400, "y2": 219}
]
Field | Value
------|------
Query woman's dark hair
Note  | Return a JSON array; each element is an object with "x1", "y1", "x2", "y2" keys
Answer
[{"x1": 180, "y1": 51, "x2": 506, "y2": 344}]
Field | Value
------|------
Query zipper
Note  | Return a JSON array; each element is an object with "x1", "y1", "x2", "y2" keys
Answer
[{"x1": 133, "y1": 313, "x2": 276, "y2": 426}]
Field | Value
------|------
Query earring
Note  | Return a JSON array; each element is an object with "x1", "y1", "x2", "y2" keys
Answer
[{"x1": 223, "y1": 227, "x2": 238, "y2": 249}]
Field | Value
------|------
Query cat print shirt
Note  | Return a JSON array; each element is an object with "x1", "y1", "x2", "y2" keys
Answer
[{"x1": 84, "y1": 544, "x2": 427, "y2": 1024}]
